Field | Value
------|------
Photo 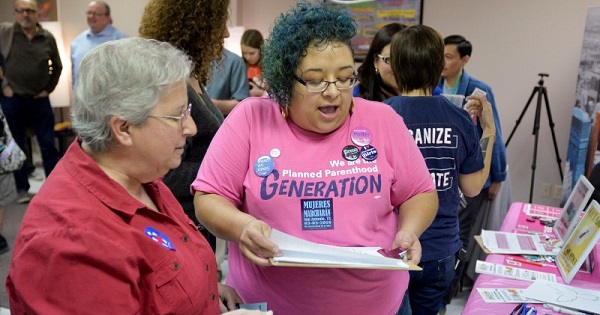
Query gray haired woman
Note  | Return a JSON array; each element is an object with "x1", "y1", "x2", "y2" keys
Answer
[{"x1": 6, "y1": 37, "x2": 271, "y2": 315}]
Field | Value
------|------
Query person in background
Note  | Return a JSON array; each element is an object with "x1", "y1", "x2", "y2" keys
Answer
[
  {"x1": 206, "y1": 48, "x2": 250, "y2": 116},
  {"x1": 384, "y1": 25, "x2": 496, "y2": 315},
  {"x1": 241, "y1": 29, "x2": 266, "y2": 97},
  {"x1": 6, "y1": 37, "x2": 270, "y2": 315},
  {"x1": 138, "y1": 0, "x2": 228, "y2": 252},
  {"x1": 191, "y1": 2, "x2": 438, "y2": 314},
  {"x1": 437, "y1": 34, "x2": 508, "y2": 307},
  {"x1": 0, "y1": 50, "x2": 18, "y2": 255},
  {"x1": 0, "y1": 110, "x2": 17, "y2": 255},
  {"x1": 70, "y1": 1, "x2": 127, "y2": 86},
  {"x1": 355, "y1": 22, "x2": 442, "y2": 101},
  {"x1": 0, "y1": 0, "x2": 62, "y2": 204},
  {"x1": 355, "y1": 23, "x2": 405, "y2": 102}
]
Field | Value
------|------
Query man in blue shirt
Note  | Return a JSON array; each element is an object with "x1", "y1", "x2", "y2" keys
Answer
[
  {"x1": 438, "y1": 35, "x2": 508, "y2": 308},
  {"x1": 70, "y1": 1, "x2": 127, "y2": 85}
]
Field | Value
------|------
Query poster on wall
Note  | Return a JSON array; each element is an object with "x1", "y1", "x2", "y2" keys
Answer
[
  {"x1": 563, "y1": 6, "x2": 600, "y2": 199},
  {"x1": 330, "y1": 0, "x2": 423, "y2": 61}
]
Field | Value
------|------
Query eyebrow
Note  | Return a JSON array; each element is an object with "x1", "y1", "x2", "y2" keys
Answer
[{"x1": 301, "y1": 65, "x2": 355, "y2": 74}]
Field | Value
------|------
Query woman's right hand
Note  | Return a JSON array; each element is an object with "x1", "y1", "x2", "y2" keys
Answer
[
  {"x1": 239, "y1": 220, "x2": 281, "y2": 266},
  {"x1": 466, "y1": 94, "x2": 495, "y2": 132}
]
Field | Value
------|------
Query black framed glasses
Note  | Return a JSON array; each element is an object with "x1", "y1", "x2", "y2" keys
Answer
[
  {"x1": 148, "y1": 103, "x2": 192, "y2": 128},
  {"x1": 377, "y1": 54, "x2": 390, "y2": 65},
  {"x1": 293, "y1": 74, "x2": 357, "y2": 93},
  {"x1": 15, "y1": 8, "x2": 37, "y2": 14}
]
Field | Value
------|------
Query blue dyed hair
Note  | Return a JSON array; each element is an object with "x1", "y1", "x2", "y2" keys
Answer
[{"x1": 262, "y1": 1, "x2": 356, "y2": 108}]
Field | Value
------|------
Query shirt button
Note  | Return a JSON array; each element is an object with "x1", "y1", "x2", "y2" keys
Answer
[
  {"x1": 211, "y1": 294, "x2": 216, "y2": 301},
  {"x1": 183, "y1": 235, "x2": 189, "y2": 242},
  {"x1": 205, "y1": 264, "x2": 209, "y2": 271},
  {"x1": 173, "y1": 262, "x2": 179, "y2": 270}
]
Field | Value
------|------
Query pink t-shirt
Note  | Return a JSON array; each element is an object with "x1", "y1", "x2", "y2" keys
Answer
[{"x1": 192, "y1": 97, "x2": 434, "y2": 315}]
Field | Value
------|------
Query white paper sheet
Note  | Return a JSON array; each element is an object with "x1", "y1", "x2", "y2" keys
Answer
[
  {"x1": 522, "y1": 280, "x2": 600, "y2": 314},
  {"x1": 475, "y1": 260, "x2": 557, "y2": 282}
]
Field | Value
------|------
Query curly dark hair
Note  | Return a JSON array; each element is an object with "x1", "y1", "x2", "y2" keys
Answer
[
  {"x1": 138, "y1": 0, "x2": 229, "y2": 84},
  {"x1": 262, "y1": 1, "x2": 356, "y2": 108}
]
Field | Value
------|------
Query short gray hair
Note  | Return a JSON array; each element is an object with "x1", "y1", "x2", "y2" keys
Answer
[{"x1": 72, "y1": 37, "x2": 192, "y2": 152}]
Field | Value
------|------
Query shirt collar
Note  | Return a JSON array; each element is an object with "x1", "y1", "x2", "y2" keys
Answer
[{"x1": 64, "y1": 139, "x2": 163, "y2": 217}]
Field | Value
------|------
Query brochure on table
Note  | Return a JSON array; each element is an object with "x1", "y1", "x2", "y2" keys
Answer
[
  {"x1": 477, "y1": 230, "x2": 561, "y2": 256},
  {"x1": 556, "y1": 199, "x2": 600, "y2": 284},
  {"x1": 474, "y1": 260, "x2": 557, "y2": 282},
  {"x1": 522, "y1": 203, "x2": 562, "y2": 219},
  {"x1": 476, "y1": 288, "x2": 533, "y2": 303},
  {"x1": 554, "y1": 175, "x2": 594, "y2": 242},
  {"x1": 268, "y1": 229, "x2": 421, "y2": 270}
]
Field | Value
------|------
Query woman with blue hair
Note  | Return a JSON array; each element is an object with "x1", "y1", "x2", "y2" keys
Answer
[{"x1": 192, "y1": 2, "x2": 438, "y2": 314}]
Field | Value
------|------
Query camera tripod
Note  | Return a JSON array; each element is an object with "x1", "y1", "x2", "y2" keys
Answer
[{"x1": 506, "y1": 73, "x2": 563, "y2": 203}]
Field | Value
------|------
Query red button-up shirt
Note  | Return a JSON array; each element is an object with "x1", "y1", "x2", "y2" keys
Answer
[{"x1": 6, "y1": 140, "x2": 220, "y2": 315}]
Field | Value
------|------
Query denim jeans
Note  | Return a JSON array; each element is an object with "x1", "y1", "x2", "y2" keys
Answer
[
  {"x1": 397, "y1": 254, "x2": 456, "y2": 315},
  {"x1": 1, "y1": 96, "x2": 59, "y2": 192}
]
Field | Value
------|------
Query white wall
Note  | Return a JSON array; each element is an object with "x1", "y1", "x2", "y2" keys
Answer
[
  {"x1": 423, "y1": 0, "x2": 600, "y2": 205},
  {"x1": 2, "y1": 0, "x2": 598, "y2": 205}
]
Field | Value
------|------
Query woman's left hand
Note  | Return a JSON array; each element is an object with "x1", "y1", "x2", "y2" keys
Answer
[{"x1": 218, "y1": 283, "x2": 244, "y2": 312}]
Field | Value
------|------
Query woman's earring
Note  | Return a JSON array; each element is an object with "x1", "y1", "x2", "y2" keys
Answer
[
  {"x1": 375, "y1": 68, "x2": 379, "y2": 75},
  {"x1": 281, "y1": 106, "x2": 289, "y2": 120}
]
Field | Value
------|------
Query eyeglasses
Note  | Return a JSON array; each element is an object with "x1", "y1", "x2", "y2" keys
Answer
[
  {"x1": 85, "y1": 11, "x2": 107, "y2": 17},
  {"x1": 377, "y1": 54, "x2": 390, "y2": 65},
  {"x1": 15, "y1": 8, "x2": 37, "y2": 14},
  {"x1": 293, "y1": 74, "x2": 357, "y2": 93},
  {"x1": 148, "y1": 103, "x2": 192, "y2": 128}
]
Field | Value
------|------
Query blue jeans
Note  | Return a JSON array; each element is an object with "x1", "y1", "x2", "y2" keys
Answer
[
  {"x1": 1, "y1": 96, "x2": 59, "y2": 192},
  {"x1": 397, "y1": 254, "x2": 455, "y2": 315}
]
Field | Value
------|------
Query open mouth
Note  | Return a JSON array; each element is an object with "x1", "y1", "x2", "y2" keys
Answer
[{"x1": 319, "y1": 105, "x2": 338, "y2": 115}]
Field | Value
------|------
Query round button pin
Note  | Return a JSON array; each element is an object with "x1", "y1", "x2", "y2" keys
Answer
[
  {"x1": 360, "y1": 145, "x2": 378, "y2": 161},
  {"x1": 342, "y1": 145, "x2": 360, "y2": 161},
  {"x1": 270, "y1": 148, "x2": 281, "y2": 158},
  {"x1": 351, "y1": 127, "x2": 373, "y2": 146},
  {"x1": 254, "y1": 155, "x2": 274, "y2": 177}
]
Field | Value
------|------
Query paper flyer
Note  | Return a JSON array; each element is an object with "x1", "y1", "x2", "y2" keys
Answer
[
  {"x1": 480, "y1": 230, "x2": 561, "y2": 256},
  {"x1": 475, "y1": 260, "x2": 557, "y2": 282},
  {"x1": 523, "y1": 280, "x2": 600, "y2": 314},
  {"x1": 476, "y1": 288, "x2": 533, "y2": 303},
  {"x1": 522, "y1": 203, "x2": 563, "y2": 219}
]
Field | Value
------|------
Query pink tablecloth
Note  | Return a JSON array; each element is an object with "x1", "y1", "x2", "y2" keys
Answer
[{"x1": 462, "y1": 202, "x2": 600, "y2": 314}]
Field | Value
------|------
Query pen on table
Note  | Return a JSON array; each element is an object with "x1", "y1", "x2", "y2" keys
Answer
[
  {"x1": 507, "y1": 257, "x2": 548, "y2": 268},
  {"x1": 510, "y1": 303, "x2": 524, "y2": 315},
  {"x1": 543, "y1": 303, "x2": 587, "y2": 315},
  {"x1": 509, "y1": 303, "x2": 524, "y2": 315},
  {"x1": 524, "y1": 305, "x2": 536, "y2": 315}
]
